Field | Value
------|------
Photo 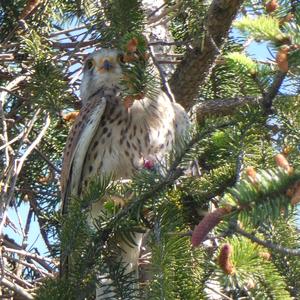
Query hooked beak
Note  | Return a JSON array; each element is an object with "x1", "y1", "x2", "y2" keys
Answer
[{"x1": 102, "y1": 59, "x2": 113, "y2": 71}]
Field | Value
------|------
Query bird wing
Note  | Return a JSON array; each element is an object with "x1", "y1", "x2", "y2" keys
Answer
[
  {"x1": 172, "y1": 102, "x2": 191, "y2": 143},
  {"x1": 61, "y1": 95, "x2": 107, "y2": 215}
]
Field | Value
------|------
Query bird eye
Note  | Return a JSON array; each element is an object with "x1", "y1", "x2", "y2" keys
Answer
[
  {"x1": 117, "y1": 53, "x2": 125, "y2": 64},
  {"x1": 85, "y1": 59, "x2": 94, "y2": 70}
]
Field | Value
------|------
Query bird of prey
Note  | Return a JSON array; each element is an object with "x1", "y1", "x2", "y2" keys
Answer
[{"x1": 60, "y1": 48, "x2": 189, "y2": 298}]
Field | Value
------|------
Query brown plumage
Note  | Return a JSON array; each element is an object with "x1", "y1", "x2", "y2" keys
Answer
[{"x1": 60, "y1": 48, "x2": 189, "y2": 298}]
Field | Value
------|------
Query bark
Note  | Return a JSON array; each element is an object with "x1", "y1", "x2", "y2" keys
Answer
[
  {"x1": 169, "y1": 0, "x2": 244, "y2": 110},
  {"x1": 196, "y1": 96, "x2": 261, "y2": 122},
  {"x1": 196, "y1": 71, "x2": 287, "y2": 121}
]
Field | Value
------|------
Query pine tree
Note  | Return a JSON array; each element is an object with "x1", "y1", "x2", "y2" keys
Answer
[{"x1": 0, "y1": 0, "x2": 300, "y2": 299}]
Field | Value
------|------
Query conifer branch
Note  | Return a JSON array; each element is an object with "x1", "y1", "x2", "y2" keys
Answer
[
  {"x1": 195, "y1": 69, "x2": 287, "y2": 121},
  {"x1": 169, "y1": 0, "x2": 244, "y2": 110},
  {"x1": 196, "y1": 96, "x2": 261, "y2": 121},
  {"x1": 235, "y1": 225, "x2": 300, "y2": 256},
  {"x1": 262, "y1": 71, "x2": 287, "y2": 112}
]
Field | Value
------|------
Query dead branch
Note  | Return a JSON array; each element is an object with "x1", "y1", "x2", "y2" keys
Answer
[
  {"x1": 5, "y1": 269, "x2": 34, "y2": 288},
  {"x1": 1, "y1": 236, "x2": 56, "y2": 273},
  {"x1": 51, "y1": 38, "x2": 102, "y2": 49},
  {"x1": 0, "y1": 277, "x2": 34, "y2": 300},
  {"x1": 29, "y1": 197, "x2": 56, "y2": 257},
  {"x1": 49, "y1": 25, "x2": 87, "y2": 38},
  {"x1": 148, "y1": 0, "x2": 182, "y2": 25},
  {"x1": 0, "y1": 76, "x2": 27, "y2": 168},
  {"x1": 2, "y1": 247, "x2": 55, "y2": 265},
  {"x1": 2, "y1": 254, "x2": 53, "y2": 277},
  {"x1": 0, "y1": 111, "x2": 50, "y2": 239}
]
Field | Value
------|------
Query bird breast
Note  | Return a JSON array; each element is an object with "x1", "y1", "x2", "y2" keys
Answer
[{"x1": 80, "y1": 92, "x2": 177, "y2": 187}]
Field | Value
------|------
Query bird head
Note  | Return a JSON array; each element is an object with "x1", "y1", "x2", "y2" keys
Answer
[{"x1": 80, "y1": 48, "x2": 124, "y2": 104}]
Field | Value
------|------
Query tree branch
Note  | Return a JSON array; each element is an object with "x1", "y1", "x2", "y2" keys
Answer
[
  {"x1": 262, "y1": 71, "x2": 287, "y2": 112},
  {"x1": 235, "y1": 225, "x2": 300, "y2": 256},
  {"x1": 196, "y1": 96, "x2": 261, "y2": 122},
  {"x1": 29, "y1": 197, "x2": 56, "y2": 257},
  {"x1": 1, "y1": 235, "x2": 55, "y2": 273},
  {"x1": 169, "y1": 0, "x2": 244, "y2": 110},
  {"x1": 51, "y1": 38, "x2": 102, "y2": 49},
  {"x1": 32, "y1": 146, "x2": 61, "y2": 174},
  {"x1": 0, "y1": 277, "x2": 34, "y2": 300},
  {"x1": 195, "y1": 70, "x2": 287, "y2": 121}
]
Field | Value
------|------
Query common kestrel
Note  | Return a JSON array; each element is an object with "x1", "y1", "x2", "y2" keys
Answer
[{"x1": 60, "y1": 48, "x2": 189, "y2": 298}]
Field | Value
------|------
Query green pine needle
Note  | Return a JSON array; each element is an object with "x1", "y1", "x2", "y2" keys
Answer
[{"x1": 234, "y1": 15, "x2": 286, "y2": 42}]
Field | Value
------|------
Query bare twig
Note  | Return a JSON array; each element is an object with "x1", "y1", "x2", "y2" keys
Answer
[
  {"x1": 0, "y1": 277, "x2": 34, "y2": 300},
  {"x1": 206, "y1": 285, "x2": 233, "y2": 300},
  {"x1": 2, "y1": 236, "x2": 56, "y2": 273},
  {"x1": 0, "y1": 54, "x2": 15, "y2": 61},
  {"x1": 3, "y1": 247, "x2": 54, "y2": 264},
  {"x1": 262, "y1": 71, "x2": 286, "y2": 112},
  {"x1": 0, "y1": 75, "x2": 27, "y2": 168},
  {"x1": 148, "y1": 44, "x2": 175, "y2": 102},
  {"x1": 0, "y1": 87, "x2": 28, "y2": 100},
  {"x1": 51, "y1": 38, "x2": 102, "y2": 49},
  {"x1": 0, "y1": 131, "x2": 26, "y2": 151},
  {"x1": 148, "y1": 40, "x2": 189, "y2": 47},
  {"x1": 147, "y1": 2, "x2": 168, "y2": 19},
  {"x1": 148, "y1": 0, "x2": 182, "y2": 26},
  {"x1": 157, "y1": 60, "x2": 181, "y2": 64},
  {"x1": 5, "y1": 269, "x2": 34, "y2": 288},
  {"x1": 49, "y1": 25, "x2": 87, "y2": 37},
  {"x1": 8, "y1": 113, "x2": 50, "y2": 198},
  {"x1": 29, "y1": 197, "x2": 55, "y2": 256},
  {"x1": 3, "y1": 253, "x2": 53, "y2": 278},
  {"x1": 0, "y1": 112, "x2": 50, "y2": 237},
  {"x1": 32, "y1": 146, "x2": 61, "y2": 174}
]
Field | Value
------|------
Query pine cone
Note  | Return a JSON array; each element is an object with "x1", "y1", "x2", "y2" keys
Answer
[
  {"x1": 276, "y1": 46, "x2": 289, "y2": 73},
  {"x1": 126, "y1": 38, "x2": 138, "y2": 53},
  {"x1": 265, "y1": 0, "x2": 279, "y2": 13},
  {"x1": 245, "y1": 166, "x2": 257, "y2": 184},
  {"x1": 191, "y1": 207, "x2": 229, "y2": 247},
  {"x1": 218, "y1": 243, "x2": 235, "y2": 275},
  {"x1": 274, "y1": 153, "x2": 293, "y2": 174}
]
